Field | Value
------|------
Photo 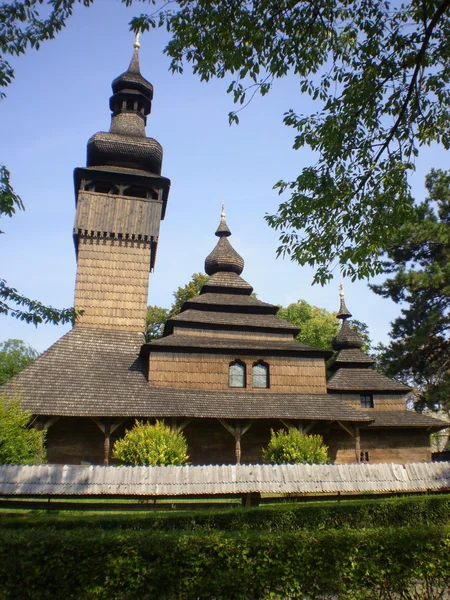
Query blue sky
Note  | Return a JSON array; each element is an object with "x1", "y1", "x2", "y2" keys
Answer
[{"x1": 1, "y1": 0, "x2": 448, "y2": 353}]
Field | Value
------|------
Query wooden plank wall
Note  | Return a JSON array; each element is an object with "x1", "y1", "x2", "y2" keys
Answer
[
  {"x1": 328, "y1": 427, "x2": 431, "y2": 464},
  {"x1": 75, "y1": 191, "x2": 163, "y2": 238},
  {"x1": 148, "y1": 352, "x2": 327, "y2": 393},
  {"x1": 339, "y1": 393, "x2": 407, "y2": 411},
  {"x1": 74, "y1": 236, "x2": 151, "y2": 331}
]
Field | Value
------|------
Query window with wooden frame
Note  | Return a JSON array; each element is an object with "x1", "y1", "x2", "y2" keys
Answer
[
  {"x1": 252, "y1": 361, "x2": 269, "y2": 388},
  {"x1": 360, "y1": 393, "x2": 374, "y2": 408},
  {"x1": 229, "y1": 360, "x2": 246, "y2": 388}
]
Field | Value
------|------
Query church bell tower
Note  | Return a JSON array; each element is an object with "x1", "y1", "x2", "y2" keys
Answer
[{"x1": 73, "y1": 35, "x2": 170, "y2": 332}]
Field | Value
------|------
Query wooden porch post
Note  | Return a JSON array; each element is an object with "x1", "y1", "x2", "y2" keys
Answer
[
  {"x1": 218, "y1": 420, "x2": 254, "y2": 465},
  {"x1": 103, "y1": 422, "x2": 111, "y2": 466},
  {"x1": 235, "y1": 429, "x2": 242, "y2": 465},
  {"x1": 355, "y1": 425, "x2": 361, "y2": 463},
  {"x1": 92, "y1": 418, "x2": 125, "y2": 466}
]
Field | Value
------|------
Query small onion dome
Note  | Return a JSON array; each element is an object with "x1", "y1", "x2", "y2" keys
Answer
[
  {"x1": 332, "y1": 320, "x2": 363, "y2": 350},
  {"x1": 205, "y1": 208, "x2": 244, "y2": 275}
]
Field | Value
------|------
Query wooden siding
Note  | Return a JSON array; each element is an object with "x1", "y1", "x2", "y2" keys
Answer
[
  {"x1": 75, "y1": 191, "x2": 163, "y2": 238},
  {"x1": 74, "y1": 236, "x2": 151, "y2": 331},
  {"x1": 44, "y1": 418, "x2": 432, "y2": 467},
  {"x1": 340, "y1": 393, "x2": 407, "y2": 412},
  {"x1": 1, "y1": 462, "x2": 449, "y2": 496},
  {"x1": 328, "y1": 427, "x2": 431, "y2": 465},
  {"x1": 172, "y1": 327, "x2": 292, "y2": 342},
  {"x1": 148, "y1": 352, "x2": 327, "y2": 393}
]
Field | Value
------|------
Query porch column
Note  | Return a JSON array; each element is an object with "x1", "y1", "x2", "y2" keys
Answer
[
  {"x1": 92, "y1": 418, "x2": 126, "y2": 466},
  {"x1": 218, "y1": 420, "x2": 254, "y2": 465}
]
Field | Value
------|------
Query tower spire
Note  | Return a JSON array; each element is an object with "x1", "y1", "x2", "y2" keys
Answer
[
  {"x1": 337, "y1": 281, "x2": 352, "y2": 320},
  {"x1": 215, "y1": 203, "x2": 232, "y2": 238}
]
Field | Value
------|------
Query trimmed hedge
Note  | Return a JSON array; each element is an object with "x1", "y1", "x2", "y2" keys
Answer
[
  {"x1": 0, "y1": 525, "x2": 449, "y2": 599},
  {"x1": 1, "y1": 494, "x2": 450, "y2": 532}
]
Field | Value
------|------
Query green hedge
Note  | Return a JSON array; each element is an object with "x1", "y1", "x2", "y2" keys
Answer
[
  {"x1": 0, "y1": 525, "x2": 449, "y2": 599},
  {"x1": 1, "y1": 494, "x2": 450, "y2": 532}
]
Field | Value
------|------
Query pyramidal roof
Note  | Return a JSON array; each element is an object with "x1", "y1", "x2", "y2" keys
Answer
[
  {"x1": 146, "y1": 210, "x2": 332, "y2": 357},
  {"x1": 327, "y1": 286, "x2": 411, "y2": 393}
]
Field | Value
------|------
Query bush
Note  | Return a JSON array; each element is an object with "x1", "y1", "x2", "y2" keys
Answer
[
  {"x1": 112, "y1": 420, "x2": 188, "y2": 466},
  {"x1": 0, "y1": 393, "x2": 45, "y2": 464},
  {"x1": 2, "y1": 494, "x2": 450, "y2": 533},
  {"x1": 0, "y1": 525, "x2": 448, "y2": 599},
  {"x1": 262, "y1": 428, "x2": 329, "y2": 464}
]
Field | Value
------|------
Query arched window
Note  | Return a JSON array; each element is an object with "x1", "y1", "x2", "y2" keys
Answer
[
  {"x1": 229, "y1": 361, "x2": 246, "y2": 388},
  {"x1": 252, "y1": 361, "x2": 269, "y2": 388}
]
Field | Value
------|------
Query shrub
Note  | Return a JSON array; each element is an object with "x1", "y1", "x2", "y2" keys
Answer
[
  {"x1": 112, "y1": 420, "x2": 189, "y2": 466},
  {"x1": 0, "y1": 392, "x2": 45, "y2": 464},
  {"x1": 2, "y1": 495, "x2": 450, "y2": 533},
  {"x1": 262, "y1": 428, "x2": 329, "y2": 464},
  {"x1": 0, "y1": 525, "x2": 449, "y2": 599}
]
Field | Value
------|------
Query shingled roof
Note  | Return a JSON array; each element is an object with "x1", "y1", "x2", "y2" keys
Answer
[
  {"x1": 147, "y1": 212, "x2": 332, "y2": 358},
  {"x1": 2, "y1": 328, "x2": 365, "y2": 421},
  {"x1": 327, "y1": 290, "x2": 411, "y2": 393},
  {"x1": 365, "y1": 411, "x2": 448, "y2": 429}
]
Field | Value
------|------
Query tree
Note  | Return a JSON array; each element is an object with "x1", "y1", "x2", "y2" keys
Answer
[
  {"x1": 136, "y1": 0, "x2": 450, "y2": 283},
  {"x1": 277, "y1": 300, "x2": 339, "y2": 350},
  {"x1": 371, "y1": 169, "x2": 450, "y2": 416},
  {"x1": 277, "y1": 299, "x2": 371, "y2": 353},
  {"x1": 0, "y1": 392, "x2": 46, "y2": 464},
  {"x1": 112, "y1": 420, "x2": 189, "y2": 466},
  {"x1": 262, "y1": 429, "x2": 329, "y2": 464},
  {"x1": 0, "y1": 339, "x2": 39, "y2": 386},
  {"x1": 4, "y1": 1, "x2": 450, "y2": 284},
  {"x1": 145, "y1": 306, "x2": 169, "y2": 342},
  {"x1": 0, "y1": 2, "x2": 84, "y2": 325}
]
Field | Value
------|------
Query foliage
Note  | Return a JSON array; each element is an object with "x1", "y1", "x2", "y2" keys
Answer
[
  {"x1": 0, "y1": 338, "x2": 39, "y2": 385},
  {"x1": 5, "y1": 2, "x2": 450, "y2": 284},
  {"x1": 144, "y1": 305, "x2": 169, "y2": 342},
  {"x1": 0, "y1": 166, "x2": 23, "y2": 234},
  {"x1": 0, "y1": 392, "x2": 45, "y2": 464},
  {"x1": 262, "y1": 428, "x2": 329, "y2": 464},
  {"x1": 2, "y1": 494, "x2": 449, "y2": 533},
  {"x1": 112, "y1": 420, "x2": 189, "y2": 466},
  {"x1": 278, "y1": 299, "x2": 339, "y2": 350},
  {"x1": 0, "y1": 524, "x2": 448, "y2": 599},
  {"x1": 372, "y1": 169, "x2": 450, "y2": 416},
  {"x1": 130, "y1": 0, "x2": 450, "y2": 283},
  {"x1": 0, "y1": 2, "x2": 87, "y2": 326},
  {"x1": 277, "y1": 298, "x2": 371, "y2": 354}
]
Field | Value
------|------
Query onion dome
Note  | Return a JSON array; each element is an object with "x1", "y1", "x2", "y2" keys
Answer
[
  {"x1": 205, "y1": 205, "x2": 245, "y2": 276},
  {"x1": 86, "y1": 33, "x2": 163, "y2": 175}
]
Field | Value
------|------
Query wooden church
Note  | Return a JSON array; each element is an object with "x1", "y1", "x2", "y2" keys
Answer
[{"x1": 4, "y1": 40, "x2": 447, "y2": 466}]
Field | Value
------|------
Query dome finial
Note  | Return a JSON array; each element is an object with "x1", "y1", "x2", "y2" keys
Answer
[
  {"x1": 221, "y1": 202, "x2": 226, "y2": 220},
  {"x1": 134, "y1": 31, "x2": 141, "y2": 50}
]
